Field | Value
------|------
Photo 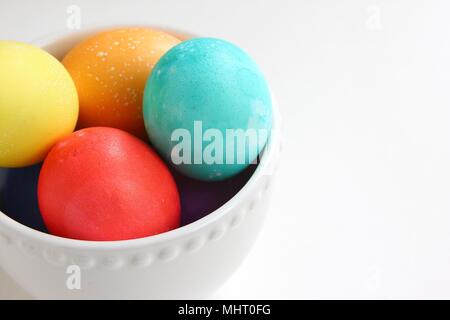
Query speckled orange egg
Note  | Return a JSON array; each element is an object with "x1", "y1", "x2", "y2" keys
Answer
[{"x1": 62, "y1": 28, "x2": 180, "y2": 139}]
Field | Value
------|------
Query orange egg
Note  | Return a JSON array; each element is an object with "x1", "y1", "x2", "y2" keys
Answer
[{"x1": 62, "y1": 28, "x2": 180, "y2": 139}]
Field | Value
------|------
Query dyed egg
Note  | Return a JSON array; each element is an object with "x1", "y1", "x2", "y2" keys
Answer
[
  {"x1": 0, "y1": 164, "x2": 47, "y2": 233},
  {"x1": 143, "y1": 38, "x2": 273, "y2": 181},
  {"x1": 62, "y1": 28, "x2": 180, "y2": 139},
  {"x1": 38, "y1": 127, "x2": 180, "y2": 241},
  {"x1": 0, "y1": 41, "x2": 79, "y2": 168},
  {"x1": 173, "y1": 164, "x2": 256, "y2": 226}
]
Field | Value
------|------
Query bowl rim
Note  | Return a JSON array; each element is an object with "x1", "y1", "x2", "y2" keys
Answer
[{"x1": 0, "y1": 24, "x2": 281, "y2": 250}]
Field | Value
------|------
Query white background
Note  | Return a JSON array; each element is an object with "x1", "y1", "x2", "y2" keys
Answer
[{"x1": 1, "y1": 0, "x2": 450, "y2": 299}]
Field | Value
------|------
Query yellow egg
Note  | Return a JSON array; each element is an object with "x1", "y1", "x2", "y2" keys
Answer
[{"x1": 0, "y1": 41, "x2": 79, "y2": 168}]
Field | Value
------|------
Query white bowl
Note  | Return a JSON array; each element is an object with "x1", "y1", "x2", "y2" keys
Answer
[{"x1": 0, "y1": 25, "x2": 282, "y2": 299}]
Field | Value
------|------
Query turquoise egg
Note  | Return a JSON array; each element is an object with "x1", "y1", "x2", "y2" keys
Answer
[{"x1": 143, "y1": 38, "x2": 272, "y2": 181}]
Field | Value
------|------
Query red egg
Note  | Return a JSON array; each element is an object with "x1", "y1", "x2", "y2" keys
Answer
[{"x1": 38, "y1": 127, "x2": 180, "y2": 241}]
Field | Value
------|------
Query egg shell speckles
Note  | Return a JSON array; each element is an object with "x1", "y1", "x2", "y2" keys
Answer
[
  {"x1": 62, "y1": 28, "x2": 180, "y2": 140},
  {"x1": 143, "y1": 38, "x2": 273, "y2": 181}
]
